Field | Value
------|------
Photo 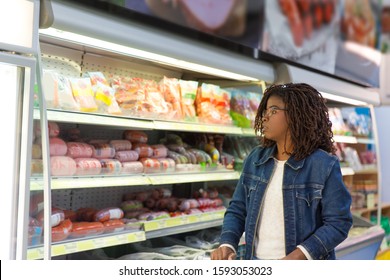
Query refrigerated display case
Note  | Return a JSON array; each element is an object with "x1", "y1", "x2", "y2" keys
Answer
[{"x1": 3, "y1": 0, "x2": 386, "y2": 260}]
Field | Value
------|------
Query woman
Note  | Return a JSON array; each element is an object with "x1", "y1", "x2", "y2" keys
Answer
[{"x1": 211, "y1": 83, "x2": 352, "y2": 260}]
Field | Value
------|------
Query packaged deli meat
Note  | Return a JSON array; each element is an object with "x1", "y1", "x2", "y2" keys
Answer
[
  {"x1": 115, "y1": 150, "x2": 139, "y2": 162},
  {"x1": 50, "y1": 156, "x2": 77, "y2": 176},
  {"x1": 103, "y1": 219, "x2": 125, "y2": 233},
  {"x1": 69, "y1": 78, "x2": 98, "y2": 112},
  {"x1": 109, "y1": 140, "x2": 132, "y2": 151},
  {"x1": 99, "y1": 159, "x2": 122, "y2": 174},
  {"x1": 140, "y1": 158, "x2": 161, "y2": 173},
  {"x1": 36, "y1": 208, "x2": 65, "y2": 228},
  {"x1": 52, "y1": 219, "x2": 73, "y2": 242},
  {"x1": 94, "y1": 207, "x2": 124, "y2": 223},
  {"x1": 74, "y1": 158, "x2": 102, "y2": 176},
  {"x1": 157, "y1": 158, "x2": 175, "y2": 172},
  {"x1": 70, "y1": 222, "x2": 105, "y2": 238},
  {"x1": 121, "y1": 161, "x2": 144, "y2": 174},
  {"x1": 49, "y1": 137, "x2": 68, "y2": 156},
  {"x1": 31, "y1": 159, "x2": 43, "y2": 175},
  {"x1": 133, "y1": 143, "x2": 153, "y2": 158},
  {"x1": 151, "y1": 144, "x2": 168, "y2": 158},
  {"x1": 91, "y1": 143, "x2": 116, "y2": 159},
  {"x1": 123, "y1": 130, "x2": 148, "y2": 143},
  {"x1": 66, "y1": 142, "x2": 94, "y2": 159},
  {"x1": 76, "y1": 207, "x2": 97, "y2": 222},
  {"x1": 35, "y1": 121, "x2": 60, "y2": 138}
]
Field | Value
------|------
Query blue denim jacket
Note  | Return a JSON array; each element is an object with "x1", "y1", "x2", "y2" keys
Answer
[{"x1": 219, "y1": 145, "x2": 352, "y2": 260}]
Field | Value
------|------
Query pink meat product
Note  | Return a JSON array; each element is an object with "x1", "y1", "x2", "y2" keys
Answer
[
  {"x1": 50, "y1": 156, "x2": 77, "y2": 176},
  {"x1": 115, "y1": 150, "x2": 139, "y2": 162},
  {"x1": 94, "y1": 207, "x2": 124, "y2": 223},
  {"x1": 123, "y1": 130, "x2": 148, "y2": 143},
  {"x1": 91, "y1": 143, "x2": 116, "y2": 159},
  {"x1": 157, "y1": 158, "x2": 175, "y2": 172},
  {"x1": 133, "y1": 143, "x2": 153, "y2": 158},
  {"x1": 110, "y1": 140, "x2": 132, "y2": 151},
  {"x1": 99, "y1": 159, "x2": 122, "y2": 174},
  {"x1": 36, "y1": 208, "x2": 65, "y2": 228},
  {"x1": 140, "y1": 158, "x2": 161, "y2": 173},
  {"x1": 74, "y1": 158, "x2": 102, "y2": 176},
  {"x1": 49, "y1": 137, "x2": 68, "y2": 156},
  {"x1": 151, "y1": 144, "x2": 168, "y2": 158},
  {"x1": 121, "y1": 161, "x2": 144, "y2": 174},
  {"x1": 35, "y1": 121, "x2": 60, "y2": 138},
  {"x1": 66, "y1": 142, "x2": 94, "y2": 158}
]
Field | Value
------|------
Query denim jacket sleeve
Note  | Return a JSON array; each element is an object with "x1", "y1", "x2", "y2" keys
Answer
[{"x1": 299, "y1": 159, "x2": 353, "y2": 260}]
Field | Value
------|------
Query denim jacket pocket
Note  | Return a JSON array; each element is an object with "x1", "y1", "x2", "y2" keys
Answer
[{"x1": 295, "y1": 184, "x2": 323, "y2": 207}]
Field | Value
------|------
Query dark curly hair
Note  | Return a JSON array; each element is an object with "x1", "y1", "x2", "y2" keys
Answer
[{"x1": 254, "y1": 83, "x2": 336, "y2": 160}]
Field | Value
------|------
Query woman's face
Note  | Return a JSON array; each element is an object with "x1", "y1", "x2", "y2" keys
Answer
[{"x1": 261, "y1": 95, "x2": 289, "y2": 143}]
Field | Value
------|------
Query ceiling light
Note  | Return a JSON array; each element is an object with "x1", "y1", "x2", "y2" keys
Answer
[{"x1": 320, "y1": 91, "x2": 368, "y2": 106}]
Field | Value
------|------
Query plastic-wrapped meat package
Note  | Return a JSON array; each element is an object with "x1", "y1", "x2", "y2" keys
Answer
[
  {"x1": 85, "y1": 72, "x2": 122, "y2": 115},
  {"x1": 144, "y1": 80, "x2": 171, "y2": 119},
  {"x1": 34, "y1": 121, "x2": 60, "y2": 138},
  {"x1": 31, "y1": 159, "x2": 43, "y2": 175},
  {"x1": 179, "y1": 80, "x2": 198, "y2": 121},
  {"x1": 36, "y1": 208, "x2": 65, "y2": 227},
  {"x1": 159, "y1": 76, "x2": 183, "y2": 120},
  {"x1": 111, "y1": 77, "x2": 146, "y2": 115},
  {"x1": 121, "y1": 161, "x2": 144, "y2": 174},
  {"x1": 41, "y1": 70, "x2": 80, "y2": 111},
  {"x1": 229, "y1": 89, "x2": 252, "y2": 128},
  {"x1": 91, "y1": 143, "x2": 116, "y2": 159},
  {"x1": 99, "y1": 159, "x2": 122, "y2": 174},
  {"x1": 140, "y1": 158, "x2": 161, "y2": 173},
  {"x1": 49, "y1": 137, "x2": 68, "y2": 156},
  {"x1": 50, "y1": 156, "x2": 77, "y2": 176},
  {"x1": 109, "y1": 140, "x2": 132, "y2": 151},
  {"x1": 103, "y1": 219, "x2": 125, "y2": 233},
  {"x1": 66, "y1": 142, "x2": 94, "y2": 158},
  {"x1": 52, "y1": 219, "x2": 72, "y2": 242},
  {"x1": 115, "y1": 150, "x2": 139, "y2": 162},
  {"x1": 151, "y1": 144, "x2": 168, "y2": 158},
  {"x1": 157, "y1": 158, "x2": 175, "y2": 172},
  {"x1": 132, "y1": 143, "x2": 153, "y2": 158},
  {"x1": 94, "y1": 207, "x2": 124, "y2": 222},
  {"x1": 74, "y1": 158, "x2": 102, "y2": 176},
  {"x1": 123, "y1": 130, "x2": 148, "y2": 143},
  {"x1": 69, "y1": 78, "x2": 98, "y2": 112},
  {"x1": 32, "y1": 144, "x2": 42, "y2": 159},
  {"x1": 70, "y1": 222, "x2": 105, "y2": 238}
]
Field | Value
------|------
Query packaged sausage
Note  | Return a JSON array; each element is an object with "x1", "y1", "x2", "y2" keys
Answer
[
  {"x1": 70, "y1": 222, "x2": 105, "y2": 238},
  {"x1": 120, "y1": 200, "x2": 144, "y2": 212},
  {"x1": 123, "y1": 130, "x2": 148, "y2": 143},
  {"x1": 66, "y1": 142, "x2": 94, "y2": 159},
  {"x1": 103, "y1": 219, "x2": 125, "y2": 233},
  {"x1": 157, "y1": 158, "x2": 175, "y2": 172},
  {"x1": 30, "y1": 192, "x2": 43, "y2": 216},
  {"x1": 49, "y1": 137, "x2": 68, "y2": 156},
  {"x1": 133, "y1": 143, "x2": 153, "y2": 158},
  {"x1": 121, "y1": 161, "x2": 144, "y2": 174},
  {"x1": 50, "y1": 156, "x2": 77, "y2": 176},
  {"x1": 179, "y1": 80, "x2": 198, "y2": 121},
  {"x1": 137, "y1": 211, "x2": 170, "y2": 221},
  {"x1": 36, "y1": 208, "x2": 65, "y2": 227},
  {"x1": 34, "y1": 121, "x2": 60, "y2": 138},
  {"x1": 91, "y1": 143, "x2": 116, "y2": 159},
  {"x1": 76, "y1": 207, "x2": 97, "y2": 222},
  {"x1": 99, "y1": 159, "x2": 122, "y2": 174},
  {"x1": 31, "y1": 159, "x2": 43, "y2": 175},
  {"x1": 124, "y1": 209, "x2": 150, "y2": 219},
  {"x1": 151, "y1": 144, "x2": 168, "y2": 158},
  {"x1": 74, "y1": 158, "x2": 102, "y2": 176},
  {"x1": 51, "y1": 219, "x2": 72, "y2": 242},
  {"x1": 140, "y1": 158, "x2": 161, "y2": 173},
  {"x1": 115, "y1": 150, "x2": 139, "y2": 162},
  {"x1": 63, "y1": 209, "x2": 77, "y2": 222},
  {"x1": 109, "y1": 140, "x2": 132, "y2": 151},
  {"x1": 94, "y1": 207, "x2": 124, "y2": 223},
  {"x1": 32, "y1": 144, "x2": 42, "y2": 159}
]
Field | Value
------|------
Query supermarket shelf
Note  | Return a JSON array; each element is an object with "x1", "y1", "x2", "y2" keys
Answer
[
  {"x1": 148, "y1": 171, "x2": 240, "y2": 185},
  {"x1": 341, "y1": 167, "x2": 355, "y2": 176},
  {"x1": 30, "y1": 171, "x2": 240, "y2": 190},
  {"x1": 30, "y1": 175, "x2": 150, "y2": 190},
  {"x1": 27, "y1": 230, "x2": 145, "y2": 260},
  {"x1": 354, "y1": 168, "x2": 378, "y2": 175},
  {"x1": 333, "y1": 135, "x2": 375, "y2": 145},
  {"x1": 154, "y1": 120, "x2": 242, "y2": 135},
  {"x1": 34, "y1": 109, "x2": 154, "y2": 129},
  {"x1": 144, "y1": 210, "x2": 225, "y2": 238}
]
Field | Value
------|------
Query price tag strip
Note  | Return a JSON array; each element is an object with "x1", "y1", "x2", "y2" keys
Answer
[{"x1": 27, "y1": 231, "x2": 146, "y2": 259}]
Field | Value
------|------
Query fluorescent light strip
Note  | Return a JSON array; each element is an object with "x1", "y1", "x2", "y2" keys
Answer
[
  {"x1": 319, "y1": 91, "x2": 368, "y2": 106},
  {"x1": 39, "y1": 28, "x2": 259, "y2": 82}
]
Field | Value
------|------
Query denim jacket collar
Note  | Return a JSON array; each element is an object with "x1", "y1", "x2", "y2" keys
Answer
[{"x1": 253, "y1": 144, "x2": 305, "y2": 170}]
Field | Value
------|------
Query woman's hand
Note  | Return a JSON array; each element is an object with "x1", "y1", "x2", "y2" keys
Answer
[{"x1": 210, "y1": 246, "x2": 236, "y2": 260}]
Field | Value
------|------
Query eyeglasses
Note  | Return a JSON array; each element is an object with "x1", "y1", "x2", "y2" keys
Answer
[{"x1": 261, "y1": 106, "x2": 288, "y2": 118}]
